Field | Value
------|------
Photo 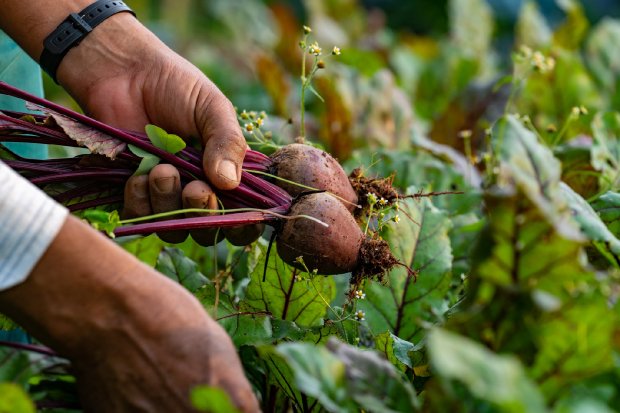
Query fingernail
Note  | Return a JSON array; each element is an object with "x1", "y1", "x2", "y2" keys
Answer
[
  {"x1": 154, "y1": 177, "x2": 176, "y2": 193},
  {"x1": 217, "y1": 160, "x2": 238, "y2": 183}
]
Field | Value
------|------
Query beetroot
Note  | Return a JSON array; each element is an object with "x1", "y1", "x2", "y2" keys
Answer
[
  {"x1": 270, "y1": 144, "x2": 358, "y2": 211},
  {"x1": 277, "y1": 192, "x2": 397, "y2": 278}
]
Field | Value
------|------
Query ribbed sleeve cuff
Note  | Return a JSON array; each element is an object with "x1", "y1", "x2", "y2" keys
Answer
[{"x1": 0, "y1": 161, "x2": 68, "y2": 290}]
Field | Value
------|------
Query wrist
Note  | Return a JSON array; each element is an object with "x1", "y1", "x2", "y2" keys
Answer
[{"x1": 56, "y1": 12, "x2": 162, "y2": 99}]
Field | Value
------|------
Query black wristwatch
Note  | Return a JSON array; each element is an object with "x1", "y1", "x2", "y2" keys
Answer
[{"x1": 40, "y1": 0, "x2": 136, "y2": 83}]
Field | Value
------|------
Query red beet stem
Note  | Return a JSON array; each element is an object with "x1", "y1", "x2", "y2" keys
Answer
[
  {"x1": 0, "y1": 82, "x2": 204, "y2": 178},
  {"x1": 114, "y1": 207, "x2": 286, "y2": 237}
]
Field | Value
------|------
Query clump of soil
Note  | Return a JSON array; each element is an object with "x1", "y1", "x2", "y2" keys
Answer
[
  {"x1": 351, "y1": 237, "x2": 399, "y2": 284},
  {"x1": 349, "y1": 168, "x2": 399, "y2": 217}
]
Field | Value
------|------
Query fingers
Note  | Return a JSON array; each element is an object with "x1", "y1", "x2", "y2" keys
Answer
[
  {"x1": 198, "y1": 87, "x2": 248, "y2": 191},
  {"x1": 149, "y1": 164, "x2": 188, "y2": 244},
  {"x1": 223, "y1": 224, "x2": 265, "y2": 246},
  {"x1": 182, "y1": 180, "x2": 224, "y2": 247},
  {"x1": 123, "y1": 175, "x2": 152, "y2": 219}
]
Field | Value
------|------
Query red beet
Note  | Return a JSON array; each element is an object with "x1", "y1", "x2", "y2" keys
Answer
[
  {"x1": 277, "y1": 192, "x2": 397, "y2": 278},
  {"x1": 270, "y1": 144, "x2": 358, "y2": 211}
]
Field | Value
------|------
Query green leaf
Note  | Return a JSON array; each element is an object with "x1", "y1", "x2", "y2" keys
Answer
[
  {"x1": 585, "y1": 18, "x2": 620, "y2": 107},
  {"x1": 145, "y1": 124, "x2": 186, "y2": 154},
  {"x1": 553, "y1": 0, "x2": 589, "y2": 50},
  {"x1": 244, "y1": 239, "x2": 335, "y2": 327},
  {"x1": 128, "y1": 144, "x2": 160, "y2": 175},
  {"x1": 156, "y1": 247, "x2": 210, "y2": 292},
  {"x1": 592, "y1": 112, "x2": 620, "y2": 189},
  {"x1": 592, "y1": 191, "x2": 620, "y2": 236},
  {"x1": 375, "y1": 332, "x2": 419, "y2": 371},
  {"x1": 196, "y1": 284, "x2": 273, "y2": 347},
  {"x1": 82, "y1": 209, "x2": 121, "y2": 238},
  {"x1": 273, "y1": 342, "x2": 351, "y2": 413},
  {"x1": 118, "y1": 234, "x2": 165, "y2": 267},
  {"x1": 428, "y1": 329, "x2": 548, "y2": 413},
  {"x1": 360, "y1": 192, "x2": 453, "y2": 342},
  {"x1": 275, "y1": 339, "x2": 418, "y2": 413},
  {"x1": 449, "y1": 0, "x2": 494, "y2": 59},
  {"x1": 0, "y1": 382, "x2": 35, "y2": 413},
  {"x1": 516, "y1": 0, "x2": 552, "y2": 48},
  {"x1": 530, "y1": 294, "x2": 615, "y2": 397},
  {"x1": 493, "y1": 115, "x2": 583, "y2": 241},
  {"x1": 559, "y1": 183, "x2": 620, "y2": 265},
  {"x1": 191, "y1": 385, "x2": 241, "y2": 413},
  {"x1": 0, "y1": 349, "x2": 32, "y2": 387}
]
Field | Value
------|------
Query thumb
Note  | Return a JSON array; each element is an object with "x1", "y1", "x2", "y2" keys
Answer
[{"x1": 198, "y1": 87, "x2": 247, "y2": 190}]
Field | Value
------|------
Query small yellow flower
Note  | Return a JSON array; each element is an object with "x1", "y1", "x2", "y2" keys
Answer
[
  {"x1": 579, "y1": 105, "x2": 588, "y2": 115},
  {"x1": 458, "y1": 130, "x2": 473, "y2": 139},
  {"x1": 332, "y1": 46, "x2": 341, "y2": 56},
  {"x1": 303, "y1": 25, "x2": 312, "y2": 34},
  {"x1": 240, "y1": 110, "x2": 249, "y2": 120},
  {"x1": 378, "y1": 197, "x2": 388, "y2": 206},
  {"x1": 354, "y1": 310, "x2": 366, "y2": 321},
  {"x1": 255, "y1": 117, "x2": 264, "y2": 127},
  {"x1": 317, "y1": 60, "x2": 326, "y2": 69},
  {"x1": 245, "y1": 123, "x2": 254, "y2": 132},
  {"x1": 571, "y1": 106, "x2": 581, "y2": 117},
  {"x1": 308, "y1": 41, "x2": 322, "y2": 56},
  {"x1": 546, "y1": 124, "x2": 557, "y2": 133},
  {"x1": 259, "y1": 111, "x2": 267, "y2": 119},
  {"x1": 354, "y1": 290, "x2": 366, "y2": 300},
  {"x1": 393, "y1": 215, "x2": 401, "y2": 224}
]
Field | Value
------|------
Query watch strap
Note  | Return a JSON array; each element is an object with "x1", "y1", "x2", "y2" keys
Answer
[{"x1": 40, "y1": 0, "x2": 135, "y2": 83}]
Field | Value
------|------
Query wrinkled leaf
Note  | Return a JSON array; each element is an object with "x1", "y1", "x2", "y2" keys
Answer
[
  {"x1": 244, "y1": 239, "x2": 335, "y2": 327},
  {"x1": 493, "y1": 115, "x2": 583, "y2": 241},
  {"x1": 26, "y1": 103, "x2": 126, "y2": 159},
  {"x1": 275, "y1": 339, "x2": 418, "y2": 413},
  {"x1": 156, "y1": 247, "x2": 210, "y2": 292},
  {"x1": 145, "y1": 124, "x2": 186, "y2": 154},
  {"x1": 196, "y1": 284, "x2": 273, "y2": 347},
  {"x1": 428, "y1": 329, "x2": 547, "y2": 413},
  {"x1": 361, "y1": 192, "x2": 453, "y2": 343}
]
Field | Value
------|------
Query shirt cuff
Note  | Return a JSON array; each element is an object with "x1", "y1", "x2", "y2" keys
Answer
[{"x1": 0, "y1": 161, "x2": 68, "y2": 290}]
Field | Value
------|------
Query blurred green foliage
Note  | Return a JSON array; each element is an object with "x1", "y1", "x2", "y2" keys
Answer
[{"x1": 7, "y1": 0, "x2": 620, "y2": 411}]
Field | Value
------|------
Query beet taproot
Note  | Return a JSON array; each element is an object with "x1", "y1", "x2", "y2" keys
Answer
[
  {"x1": 277, "y1": 192, "x2": 397, "y2": 278},
  {"x1": 270, "y1": 144, "x2": 358, "y2": 211}
]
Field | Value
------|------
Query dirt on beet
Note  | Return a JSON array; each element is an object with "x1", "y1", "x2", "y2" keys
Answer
[{"x1": 349, "y1": 168, "x2": 399, "y2": 217}]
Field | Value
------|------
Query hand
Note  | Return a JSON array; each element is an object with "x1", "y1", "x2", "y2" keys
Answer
[
  {"x1": 0, "y1": 216, "x2": 260, "y2": 412},
  {"x1": 57, "y1": 13, "x2": 250, "y2": 244}
]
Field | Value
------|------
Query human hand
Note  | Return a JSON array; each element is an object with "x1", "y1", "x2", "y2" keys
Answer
[
  {"x1": 57, "y1": 13, "x2": 255, "y2": 244},
  {"x1": 0, "y1": 216, "x2": 260, "y2": 412}
]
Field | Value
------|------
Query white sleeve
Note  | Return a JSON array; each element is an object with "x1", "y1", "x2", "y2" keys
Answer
[{"x1": 0, "y1": 161, "x2": 68, "y2": 290}]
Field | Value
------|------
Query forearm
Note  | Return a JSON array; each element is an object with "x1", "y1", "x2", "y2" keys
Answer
[{"x1": 0, "y1": 214, "x2": 196, "y2": 358}]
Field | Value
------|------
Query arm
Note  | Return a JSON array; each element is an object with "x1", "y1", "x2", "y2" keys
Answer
[
  {"x1": 0, "y1": 162, "x2": 258, "y2": 412},
  {"x1": 0, "y1": 0, "x2": 246, "y2": 190},
  {"x1": 0, "y1": 215, "x2": 259, "y2": 412}
]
